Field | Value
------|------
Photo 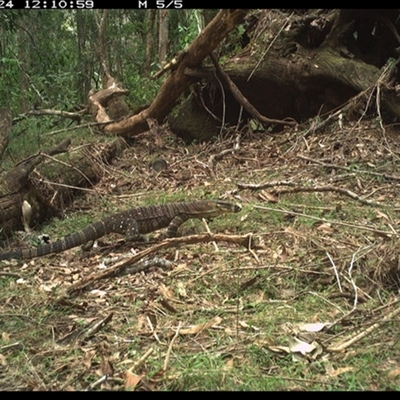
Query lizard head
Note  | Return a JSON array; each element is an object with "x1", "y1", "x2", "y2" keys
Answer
[{"x1": 207, "y1": 200, "x2": 242, "y2": 217}]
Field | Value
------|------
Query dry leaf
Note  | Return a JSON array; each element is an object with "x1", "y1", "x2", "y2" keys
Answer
[
  {"x1": 125, "y1": 371, "x2": 143, "y2": 390},
  {"x1": 328, "y1": 366, "x2": 356, "y2": 377},
  {"x1": 101, "y1": 358, "x2": 114, "y2": 376},
  {"x1": 273, "y1": 244, "x2": 287, "y2": 262},
  {"x1": 179, "y1": 316, "x2": 222, "y2": 335},
  {"x1": 239, "y1": 321, "x2": 250, "y2": 328},
  {"x1": 2, "y1": 332, "x2": 11, "y2": 342},
  {"x1": 62, "y1": 268, "x2": 72, "y2": 274},
  {"x1": 287, "y1": 337, "x2": 316, "y2": 355},
  {"x1": 375, "y1": 210, "x2": 390, "y2": 221},
  {"x1": 258, "y1": 190, "x2": 279, "y2": 203},
  {"x1": 83, "y1": 349, "x2": 96, "y2": 369},
  {"x1": 158, "y1": 283, "x2": 174, "y2": 300},
  {"x1": 0, "y1": 354, "x2": 7, "y2": 366},
  {"x1": 388, "y1": 368, "x2": 400, "y2": 378},
  {"x1": 316, "y1": 223, "x2": 334, "y2": 233},
  {"x1": 268, "y1": 345, "x2": 291, "y2": 354},
  {"x1": 225, "y1": 358, "x2": 234, "y2": 369},
  {"x1": 298, "y1": 322, "x2": 328, "y2": 332},
  {"x1": 40, "y1": 284, "x2": 54, "y2": 292}
]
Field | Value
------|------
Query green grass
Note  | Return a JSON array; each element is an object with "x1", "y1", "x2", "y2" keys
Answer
[{"x1": 2, "y1": 126, "x2": 400, "y2": 391}]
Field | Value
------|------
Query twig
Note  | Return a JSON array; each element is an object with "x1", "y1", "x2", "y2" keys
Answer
[
  {"x1": 147, "y1": 316, "x2": 162, "y2": 345},
  {"x1": 210, "y1": 52, "x2": 296, "y2": 127},
  {"x1": 261, "y1": 373, "x2": 348, "y2": 389},
  {"x1": 83, "y1": 312, "x2": 113, "y2": 339},
  {"x1": 370, "y1": 297, "x2": 400, "y2": 313},
  {"x1": 308, "y1": 291, "x2": 345, "y2": 314},
  {"x1": 31, "y1": 178, "x2": 97, "y2": 193},
  {"x1": 248, "y1": 12, "x2": 293, "y2": 82},
  {"x1": 0, "y1": 342, "x2": 23, "y2": 352},
  {"x1": 86, "y1": 375, "x2": 108, "y2": 391},
  {"x1": 42, "y1": 153, "x2": 99, "y2": 190},
  {"x1": 297, "y1": 155, "x2": 400, "y2": 181},
  {"x1": 0, "y1": 272, "x2": 22, "y2": 278},
  {"x1": 254, "y1": 205, "x2": 398, "y2": 237},
  {"x1": 163, "y1": 321, "x2": 182, "y2": 371},
  {"x1": 0, "y1": 313, "x2": 39, "y2": 324},
  {"x1": 202, "y1": 218, "x2": 218, "y2": 251},
  {"x1": 44, "y1": 120, "x2": 115, "y2": 136},
  {"x1": 348, "y1": 251, "x2": 359, "y2": 310},
  {"x1": 24, "y1": 353, "x2": 47, "y2": 389},
  {"x1": 340, "y1": 274, "x2": 372, "y2": 302},
  {"x1": 118, "y1": 257, "x2": 173, "y2": 277},
  {"x1": 278, "y1": 185, "x2": 380, "y2": 206},
  {"x1": 327, "y1": 305, "x2": 400, "y2": 352},
  {"x1": 189, "y1": 264, "x2": 224, "y2": 283},
  {"x1": 298, "y1": 108, "x2": 342, "y2": 140},
  {"x1": 128, "y1": 348, "x2": 154, "y2": 373},
  {"x1": 237, "y1": 180, "x2": 295, "y2": 190},
  {"x1": 241, "y1": 181, "x2": 380, "y2": 207},
  {"x1": 245, "y1": 234, "x2": 259, "y2": 262},
  {"x1": 326, "y1": 252, "x2": 342, "y2": 293},
  {"x1": 207, "y1": 131, "x2": 241, "y2": 175}
]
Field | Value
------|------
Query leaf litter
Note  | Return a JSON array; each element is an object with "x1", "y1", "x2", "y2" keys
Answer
[{"x1": 1, "y1": 122, "x2": 400, "y2": 390}]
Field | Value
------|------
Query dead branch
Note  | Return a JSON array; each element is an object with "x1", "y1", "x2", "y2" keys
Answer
[
  {"x1": 237, "y1": 180, "x2": 295, "y2": 190},
  {"x1": 163, "y1": 321, "x2": 182, "y2": 372},
  {"x1": 44, "y1": 120, "x2": 115, "y2": 137},
  {"x1": 4, "y1": 138, "x2": 72, "y2": 190},
  {"x1": 101, "y1": 9, "x2": 249, "y2": 137},
  {"x1": 22, "y1": 109, "x2": 82, "y2": 122},
  {"x1": 327, "y1": 304, "x2": 400, "y2": 352},
  {"x1": 128, "y1": 348, "x2": 154, "y2": 373},
  {"x1": 61, "y1": 233, "x2": 252, "y2": 297},
  {"x1": 254, "y1": 205, "x2": 398, "y2": 237},
  {"x1": 83, "y1": 312, "x2": 113, "y2": 339},
  {"x1": 275, "y1": 185, "x2": 380, "y2": 206},
  {"x1": 238, "y1": 180, "x2": 380, "y2": 206},
  {"x1": 86, "y1": 375, "x2": 108, "y2": 391},
  {"x1": 297, "y1": 155, "x2": 400, "y2": 181},
  {"x1": 209, "y1": 52, "x2": 296, "y2": 127},
  {"x1": 208, "y1": 133, "x2": 241, "y2": 176}
]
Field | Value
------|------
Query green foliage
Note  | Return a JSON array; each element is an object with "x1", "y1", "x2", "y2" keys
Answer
[
  {"x1": 0, "y1": 9, "x2": 218, "y2": 116},
  {"x1": 0, "y1": 10, "x2": 24, "y2": 31}
]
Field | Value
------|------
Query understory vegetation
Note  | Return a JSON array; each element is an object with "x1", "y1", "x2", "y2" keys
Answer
[{"x1": 1, "y1": 121, "x2": 399, "y2": 390}]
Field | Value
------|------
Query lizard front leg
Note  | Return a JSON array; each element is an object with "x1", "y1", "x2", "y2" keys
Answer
[{"x1": 166, "y1": 215, "x2": 189, "y2": 237}]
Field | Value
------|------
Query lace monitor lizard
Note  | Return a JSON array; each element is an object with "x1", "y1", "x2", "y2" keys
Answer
[{"x1": 0, "y1": 200, "x2": 241, "y2": 261}]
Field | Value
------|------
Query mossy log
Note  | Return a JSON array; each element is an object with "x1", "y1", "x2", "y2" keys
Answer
[{"x1": 0, "y1": 138, "x2": 126, "y2": 240}]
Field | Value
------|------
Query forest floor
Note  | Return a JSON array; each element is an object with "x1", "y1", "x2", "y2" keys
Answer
[{"x1": 1, "y1": 119, "x2": 400, "y2": 391}]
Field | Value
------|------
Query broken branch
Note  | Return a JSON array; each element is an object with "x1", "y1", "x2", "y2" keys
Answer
[{"x1": 62, "y1": 233, "x2": 252, "y2": 297}]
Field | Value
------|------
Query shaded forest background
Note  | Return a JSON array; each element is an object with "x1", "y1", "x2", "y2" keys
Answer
[
  {"x1": 3, "y1": 9, "x2": 400, "y2": 236},
  {"x1": 0, "y1": 8, "x2": 199, "y2": 113}
]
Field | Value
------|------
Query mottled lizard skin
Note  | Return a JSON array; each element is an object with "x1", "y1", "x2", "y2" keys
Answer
[{"x1": 0, "y1": 200, "x2": 241, "y2": 260}]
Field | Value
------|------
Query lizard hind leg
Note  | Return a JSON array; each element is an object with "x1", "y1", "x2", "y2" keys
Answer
[
  {"x1": 122, "y1": 220, "x2": 147, "y2": 242},
  {"x1": 166, "y1": 215, "x2": 189, "y2": 237}
]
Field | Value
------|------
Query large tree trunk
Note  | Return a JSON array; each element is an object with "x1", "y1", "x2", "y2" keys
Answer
[
  {"x1": 89, "y1": 9, "x2": 249, "y2": 136},
  {"x1": 158, "y1": 10, "x2": 169, "y2": 65},
  {"x1": 170, "y1": 9, "x2": 400, "y2": 140}
]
